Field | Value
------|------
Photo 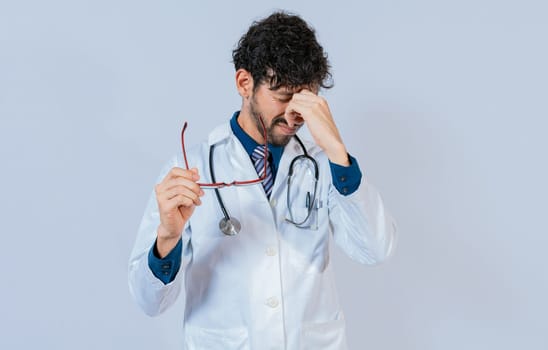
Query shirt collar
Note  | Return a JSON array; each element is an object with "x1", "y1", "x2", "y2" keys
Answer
[{"x1": 229, "y1": 111, "x2": 284, "y2": 169}]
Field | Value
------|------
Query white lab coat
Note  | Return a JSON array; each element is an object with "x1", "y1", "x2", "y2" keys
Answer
[{"x1": 129, "y1": 122, "x2": 397, "y2": 350}]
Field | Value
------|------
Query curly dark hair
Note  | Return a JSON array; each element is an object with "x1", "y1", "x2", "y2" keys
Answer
[{"x1": 232, "y1": 11, "x2": 333, "y2": 91}]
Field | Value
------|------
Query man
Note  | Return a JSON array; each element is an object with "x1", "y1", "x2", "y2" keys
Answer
[{"x1": 129, "y1": 11, "x2": 396, "y2": 350}]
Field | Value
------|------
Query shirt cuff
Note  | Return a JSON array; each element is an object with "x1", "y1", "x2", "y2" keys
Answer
[
  {"x1": 148, "y1": 237, "x2": 183, "y2": 285},
  {"x1": 329, "y1": 154, "x2": 363, "y2": 196}
]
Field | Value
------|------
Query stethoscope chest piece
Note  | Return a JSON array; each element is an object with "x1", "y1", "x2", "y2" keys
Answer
[
  {"x1": 219, "y1": 217, "x2": 241, "y2": 236},
  {"x1": 209, "y1": 134, "x2": 317, "y2": 236}
]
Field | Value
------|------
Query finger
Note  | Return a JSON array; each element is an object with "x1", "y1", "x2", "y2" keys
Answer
[
  {"x1": 282, "y1": 109, "x2": 305, "y2": 128},
  {"x1": 295, "y1": 89, "x2": 318, "y2": 97},
  {"x1": 285, "y1": 99, "x2": 313, "y2": 121},
  {"x1": 161, "y1": 194, "x2": 196, "y2": 212},
  {"x1": 161, "y1": 186, "x2": 202, "y2": 206},
  {"x1": 157, "y1": 169, "x2": 202, "y2": 194},
  {"x1": 161, "y1": 177, "x2": 204, "y2": 196},
  {"x1": 287, "y1": 95, "x2": 320, "y2": 111},
  {"x1": 291, "y1": 93, "x2": 327, "y2": 109},
  {"x1": 288, "y1": 97, "x2": 332, "y2": 124},
  {"x1": 164, "y1": 167, "x2": 200, "y2": 182},
  {"x1": 189, "y1": 167, "x2": 200, "y2": 176}
]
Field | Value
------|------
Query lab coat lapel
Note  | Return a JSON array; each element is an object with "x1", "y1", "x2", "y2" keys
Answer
[{"x1": 207, "y1": 123, "x2": 267, "y2": 202}]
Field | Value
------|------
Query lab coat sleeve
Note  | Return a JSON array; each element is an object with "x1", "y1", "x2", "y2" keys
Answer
[
  {"x1": 328, "y1": 169, "x2": 398, "y2": 265},
  {"x1": 128, "y1": 156, "x2": 192, "y2": 316}
]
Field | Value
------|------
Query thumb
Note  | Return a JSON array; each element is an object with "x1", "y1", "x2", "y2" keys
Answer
[{"x1": 190, "y1": 167, "x2": 200, "y2": 180}]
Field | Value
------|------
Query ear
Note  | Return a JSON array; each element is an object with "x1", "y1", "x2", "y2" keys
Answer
[{"x1": 235, "y1": 69, "x2": 254, "y2": 98}]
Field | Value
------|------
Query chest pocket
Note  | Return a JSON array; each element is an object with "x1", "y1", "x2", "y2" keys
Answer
[
  {"x1": 284, "y1": 157, "x2": 322, "y2": 231},
  {"x1": 280, "y1": 165, "x2": 331, "y2": 274},
  {"x1": 301, "y1": 316, "x2": 348, "y2": 350},
  {"x1": 184, "y1": 325, "x2": 250, "y2": 350}
]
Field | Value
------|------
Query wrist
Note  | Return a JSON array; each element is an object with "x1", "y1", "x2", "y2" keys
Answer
[
  {"x1": 156, "y1": 226, "x2": 182, "y2": 258},
  {"x1": 326, "y1": 143, "x2": 350, "y2": 166}
]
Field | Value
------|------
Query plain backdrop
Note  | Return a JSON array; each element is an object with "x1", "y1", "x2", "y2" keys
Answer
[{"x1": 1, "y1": 0, "x2": 547, "y2": 349}]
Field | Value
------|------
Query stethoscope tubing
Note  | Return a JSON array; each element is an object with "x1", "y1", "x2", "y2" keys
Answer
[
  {"x1": 209, "y1": 144, "x2": 231, "y2": 221},
  {"x1": 210, "y1": 135, "x2": 319, "y2": 234}
]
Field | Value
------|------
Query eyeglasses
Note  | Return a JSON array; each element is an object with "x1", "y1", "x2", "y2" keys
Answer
[{"x1": 181, "y1": 116, "x2": 269, "y2": 189}]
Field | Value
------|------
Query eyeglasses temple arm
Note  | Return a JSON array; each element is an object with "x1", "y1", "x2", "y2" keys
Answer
[{"x1": 181, "y1": 122, "x2": 190, "y2": 170}]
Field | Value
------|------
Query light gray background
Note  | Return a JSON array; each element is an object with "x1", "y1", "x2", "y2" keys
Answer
[{"x1": 1, "y1": 0, "x2": 546, "y2": 349}]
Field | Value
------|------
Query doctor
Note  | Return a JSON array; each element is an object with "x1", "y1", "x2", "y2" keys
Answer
[{"x1": 129, "y1": 11, "x2": 397, "y2": 350}]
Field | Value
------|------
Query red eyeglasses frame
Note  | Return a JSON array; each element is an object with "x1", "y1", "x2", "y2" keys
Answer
[{"x1": 181, "y1": 116, "x2": 269, "y2": 189}]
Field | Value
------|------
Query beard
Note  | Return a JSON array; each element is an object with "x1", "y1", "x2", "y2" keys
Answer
[{"x1": 249, "y1": 95, "x2": 294, "y2": 147}]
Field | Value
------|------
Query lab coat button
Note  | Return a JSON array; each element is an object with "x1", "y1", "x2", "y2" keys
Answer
[
  {"x1": 270, "y1": 199, "x2": 277, "y2": 207},
  {"x1": 266, "y1": 247, "x2": 277, "y2": 256},
  {"x1": 266, "y1": 297, "x2": 279, "y2": 308}
]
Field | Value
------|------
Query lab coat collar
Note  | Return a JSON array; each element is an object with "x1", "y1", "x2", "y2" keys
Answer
[
  {"x1": 205, "y1": 120, "x2": 310, "y2": 200},
  {"x1": 207, "y1": 122, "x2": 233, "y2": 146},
  {"x1": 207, "y1": 120, "x2": 305, "y2": 154}
]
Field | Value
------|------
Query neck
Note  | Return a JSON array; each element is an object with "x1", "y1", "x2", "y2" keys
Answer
[{"x1": 237, "y1": 107, "x2": 265, "y2": 144}]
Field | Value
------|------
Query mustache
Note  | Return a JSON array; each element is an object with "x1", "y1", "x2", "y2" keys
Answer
[{"x1": 271, "y1": 115, "x2": 288, "y2": 126}]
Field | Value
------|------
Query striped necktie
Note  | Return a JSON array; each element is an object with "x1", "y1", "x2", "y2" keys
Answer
[{"x1": 251, "y1": 145, "x2": 274, "y2": 198}]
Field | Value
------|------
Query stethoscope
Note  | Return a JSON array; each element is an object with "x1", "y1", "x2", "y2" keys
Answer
[{"x1": 210, "y1": 135, "x2": 319, "y2": 236}]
